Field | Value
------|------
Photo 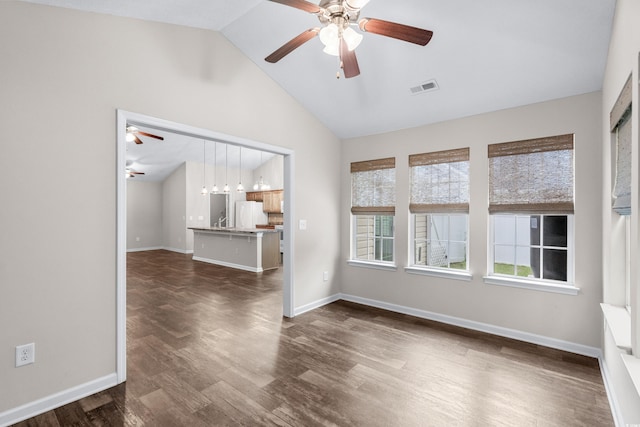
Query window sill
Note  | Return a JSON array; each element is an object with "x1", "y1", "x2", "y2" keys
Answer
[
  {"x1": 601, "y1": 303, "x2": 632, "y2": 352},
  {"x1": 404, "y1": 266, "x2": 472, "y2": 282},
  {"x1": 621, "y1": 354, "x2": 640, "y2": 398},
  {"x1": 482, "y1": 275, "x2": 579, "y2": 295},
  {"x1": 347, "y1": 259, "x2": 397, "y2": 272}
]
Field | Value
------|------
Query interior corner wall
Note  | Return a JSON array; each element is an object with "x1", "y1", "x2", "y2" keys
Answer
[
  {"x1": 127, "y1": 181, "x2": 163, "y2": 250},
  {"x1": 341, "y1": 92, "x2": 603, "y2": 349},
  {"x1": 252, "y1": 155, "x2": 284, "y2": 190},
  {"x1": 601, "y1": 0, "x2": 640, "y2": 423},
  {"x1": 162, "y1": 163, "x2": 188, "y2": 253},
  {"x1": 0, "y1": 1, "x2": 341, "y2": 416}
]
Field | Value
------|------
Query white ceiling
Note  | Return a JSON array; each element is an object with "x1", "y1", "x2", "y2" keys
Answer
[{"x1": 20, "y1": 0, "x2": 616, "y2": 177}]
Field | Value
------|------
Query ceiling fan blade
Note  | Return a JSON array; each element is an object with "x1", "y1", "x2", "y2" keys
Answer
[
  {"x1": 136, "y1": 131, "x2": 164, "y2": 140},
  {"x1": 133, "y1": 135, "x2": 144, "y2": 145},
  {"x1": 267, "y1": 0, "x2": 321, "y2": 14},
  {"x1": 340, "y1": 39, "x2": 360, "y2": 79},
  {"x1": 359, "y1": 18, "x2": 433, "y2": 46},
  {"x1": 265, "y1": 28, "x2": 320, "y2": 63}
]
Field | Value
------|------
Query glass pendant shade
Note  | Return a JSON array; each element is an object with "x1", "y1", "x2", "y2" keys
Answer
[{"x1": 319, "y1": 24, "x2": 362, "y2": 56}]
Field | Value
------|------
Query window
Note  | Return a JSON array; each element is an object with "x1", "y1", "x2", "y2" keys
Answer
[
  {"x1": 487, "y1": 135, "x2": 575, "y2": 287},
  {"x1": 491, "y1": 214, "x2": 572, "y2": 282},
  {"x1": 350, "y1": 157, "x2": 396, "y2": 265},
  {"x1": 409, "y1": 148, "x2": 469, "y2": 272}
]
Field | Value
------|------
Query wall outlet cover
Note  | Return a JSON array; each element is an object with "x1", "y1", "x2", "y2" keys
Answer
[{"x1": 16, "y1": 343, "x2": 35, "y2": 367}]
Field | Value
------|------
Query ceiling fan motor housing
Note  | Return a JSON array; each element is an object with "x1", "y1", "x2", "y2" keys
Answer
[{"x1": 318, "y1": 0, "x2": 361, "y2": 27}]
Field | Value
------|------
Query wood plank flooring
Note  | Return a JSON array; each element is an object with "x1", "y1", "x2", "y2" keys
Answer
[{"x1": 14, "y1": 250, "x2": 614, "y2": 426}]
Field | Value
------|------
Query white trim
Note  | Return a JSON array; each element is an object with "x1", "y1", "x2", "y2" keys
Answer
[
  {"x1": 162, "y1": 247, "x2": 194, "y2": 254},
  {"x1": 116, "y1": 110, "x2": 296, "y2": 386},
  {"x1": 601, "y1": 303, "x2": 632, "y2": 352},
  {"x1": 338, "y1": 293, "x2": 601, "y2": 358},
  {"x1": 192, "y1": 255, "x2": 264, "y2": 273},
  {"x1": 347, "y1": 259, "x2": 398, "y2": 271},
  {"x1": 599, "y1": 357, "x2": 626, "y2": 427},
  {"x1": 294, "y1": 293, "x2": 342, "y2": 316},
  {"x1": 404, "y1": 266, "x2": 472, "y2": 281},
  {"x1": 621, "y1": 354, "x2": 640, "y2": 400},
  {"x1": 483, "y1": 275, "x2": 580, "y2": 295},
  {"x1": 126, "y1": 246, "x2": 164, "y2": 253},
  {"x1": 0, "y1": 373, "x2": 117, "y2": 427}
]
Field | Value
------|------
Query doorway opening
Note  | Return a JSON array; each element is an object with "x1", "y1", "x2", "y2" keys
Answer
[{"x1": 116, "y1": 110, "x2": 295, "y2": 383}]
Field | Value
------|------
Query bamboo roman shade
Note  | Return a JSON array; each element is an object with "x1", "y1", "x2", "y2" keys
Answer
[
  {"x1": 611, "y1": 75, "x2": 632, "y2": 216},
  {"x1": 409, "y1": 147, "x2": 470, "y2": 213},
  {"x1": 488, "y1": 134, "x2": 574, "y2": 214},
  {"x1": 351, "y1": 157, "x2": 396, "y2": 215}
]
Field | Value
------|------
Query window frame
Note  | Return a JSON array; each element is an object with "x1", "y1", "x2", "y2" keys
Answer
[
  {"x1": 350, "y1": 214, "x2": 396, "y2": 267},
  {"x1": 408, "y1": 212, "x2": 470, "y2": 278},
  {"x1": 485, "y1": 213, "x2": 577, "y2": 295}
]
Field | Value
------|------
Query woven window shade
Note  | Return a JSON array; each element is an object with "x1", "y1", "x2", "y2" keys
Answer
[
  {"x1": 612, "y1": 108, "x2": 632, "y2": 215},
  {"x1": 351, "y1": 157, "x2": 396, "y2": 215},
  {"x1": 409, "y1": 148, "x2": 470, "y2": 213},
  {"x1": 488, "y1": 134, "x2": 574, "y2": 214}
]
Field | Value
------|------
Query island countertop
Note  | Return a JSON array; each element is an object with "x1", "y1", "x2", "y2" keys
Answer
[{"x1": 188, "y1": 227, "x2": 280, "y2": 234}]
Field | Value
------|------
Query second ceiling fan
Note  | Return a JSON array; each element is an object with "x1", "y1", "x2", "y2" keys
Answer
[{"x1": 265, "y1": 0, "x2": 433, "y2": 79}]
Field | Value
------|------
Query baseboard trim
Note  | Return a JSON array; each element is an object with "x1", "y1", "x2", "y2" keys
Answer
[
  {"x1": 338, "y1": 293, "x2": 602, "y2": 358},
  {"x1": 598, "y1": 357, "x2": 625, "y2": 427},
  {"x1": 192, "y1": 256, "x2": 261, "y2": 273},
  {"x1": 162, "y1": 247, "x2": 193, "y2": 254},
  {"x1": 126, "y1": 246, "x2": 163, "y2": 253},
  {"x1": 294, "y1": 293, "x2": 342, "y2": 316},
  {"x1": 0, "y1": 373, "x2": 118, "y2": 427}
]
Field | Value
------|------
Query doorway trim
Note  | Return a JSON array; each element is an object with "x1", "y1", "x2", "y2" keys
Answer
[{"x1": 116, "y1": 109, "x2": 295, "y2": 383}]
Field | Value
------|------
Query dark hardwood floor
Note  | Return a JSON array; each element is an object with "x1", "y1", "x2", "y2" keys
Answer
[{"x1": 14, "y1": 250, "x2": 613, "y2": 426}]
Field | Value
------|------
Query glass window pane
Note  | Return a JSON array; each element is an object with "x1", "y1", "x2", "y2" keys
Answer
[
  {"x1": 428, "y1": 240, "x2": 448, "y2": 267},
  {"x1": 494, "y1": 245, "x2": 514, "y2": 274},
  {"x1": 414, "y1": 241, "x2": 427, "y2": 265},
  {"x1": 516, "y1": 246, "x2": 534, "y2": 278},
  {"x1": 516, "y1": 216, "x2": 533, "y2": 246},
  {"x1": 543, "y1": 216, "x2": 567, "y2": 247},
  {"x1": 529, "y1": 215, "x2": 541, "y2": 246},
  {"x1": 381, "y1": 239, "x2": 394, "y2": 262},
  {"x1": 494, "y1": 216, "x2": 515, "y2": 245},
  {"x1": 543, "y1": 249, "x2": 567, "y2": 281},
  {"x1": 430, "y1": 215, "x2": 448, "y2": 241},
  {"x1": 449, "y1": 241, "x2": 466, "y2": 270}
]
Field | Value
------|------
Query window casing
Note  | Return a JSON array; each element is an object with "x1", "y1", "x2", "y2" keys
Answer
[
  {"x1": 490, "y1": 214, "x2": 574, "y2": 283},
  {"x1": 487, "y1": 135, "x2": 575, "y2": 287},
  {"x1": 409, "y1": 148, "x2": 470, "y2": 272},
  {"x1": 350, "y1": 157, "x2": 396, "y2": 266}
]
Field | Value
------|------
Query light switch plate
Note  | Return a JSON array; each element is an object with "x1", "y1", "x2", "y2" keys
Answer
[{"x1": 299, "y1": 220, "x2": 307, "y2": 230}]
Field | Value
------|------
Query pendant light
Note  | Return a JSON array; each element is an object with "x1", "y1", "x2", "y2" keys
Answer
[
  {"x1": 223, "y1": 144, "x2": 230, "y2": 194},
  {"x1": 200, "y1": 140, "x2": 207, "y2": 195},
  {"x1": 237, "y1": 146, "x2": 245, "y2": 192},
  {"x1": 211, "y1": 141, "x2": 219, "y2": 194},
  {"x1": 253, "y1": 151, "x2": 271, "y2": 191}
]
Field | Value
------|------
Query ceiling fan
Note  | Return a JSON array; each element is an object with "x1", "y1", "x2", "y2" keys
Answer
[
  {"x1": 125, "y1": 168, "x2": 145, "y2": 178},
  {"x1": 126, "y1": 125, "x2": 164, "y2": 145},
  {"x1": 265, "y1": 0, "x2": 433, "y2": 79}
]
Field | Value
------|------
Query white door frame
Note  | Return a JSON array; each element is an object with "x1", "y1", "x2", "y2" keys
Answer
[{"x1": 116, "y1": 109, "x2": 295, "y2": 383}]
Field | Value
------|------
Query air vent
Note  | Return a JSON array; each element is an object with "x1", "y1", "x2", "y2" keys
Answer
[{"x1": 410, "y1": 79, "x2": 439, "y2": 95}]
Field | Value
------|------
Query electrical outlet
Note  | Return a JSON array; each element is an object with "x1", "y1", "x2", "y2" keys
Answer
[{"x1": 16, "y1": 343, "x2": 35, "y2": 367}]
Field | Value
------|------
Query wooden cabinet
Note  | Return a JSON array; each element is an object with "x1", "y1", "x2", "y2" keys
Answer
[
  {"x1": 263, "y1": 190, "x2": 284, "y2": 213},
  {"x1": 245, "y1": 191, "x2": 263, "y2": 202}
]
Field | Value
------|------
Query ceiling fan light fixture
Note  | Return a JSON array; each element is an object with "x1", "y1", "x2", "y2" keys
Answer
[
  {"x1": 319, "y1": 23, "x2": 339, "y2": 46},
  {"x1": 343, "y1": 27, "x2": 363, "y2": 51},
  {"x1": 345, "y1": 0, "x2": 370, "y2": 9}
]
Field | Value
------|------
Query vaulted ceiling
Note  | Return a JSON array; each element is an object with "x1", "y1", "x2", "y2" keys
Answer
[{"x1": 20, "y1": 0, "x2": 615, "y2": 140}]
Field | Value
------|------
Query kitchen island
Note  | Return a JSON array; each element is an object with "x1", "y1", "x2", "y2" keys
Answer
[{"x1": 189, "y1": 227, "x2": 280, "y2": 273}]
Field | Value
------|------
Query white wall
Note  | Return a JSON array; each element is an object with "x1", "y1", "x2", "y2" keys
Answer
[
  {"x1": 252, "y1": 154, "x2": 284, "y2": 190},
  {"x1": 601, "y1": 0, "x2": 640, "y2": 423},
  {"x1": 0, "y1": 2, "x2": 341, "y2": 415},
  {"x1": 126, "y1": 181, "x2": 163, "y2": 250},
  {"x1": 162, "y1": 163, "x2": 188, "y2": 253},
  {"x1": 341, "y1": 92, "x2": 603, "y2": 349}
]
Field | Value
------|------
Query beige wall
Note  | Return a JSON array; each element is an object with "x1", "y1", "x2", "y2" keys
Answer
[
  {"x1": 126, "y1": 181, "x2": 163, "y2": 250},
  {"x1": 601, "y1": 0, "x2": 640, "y2": 423},
  {"x1": 0, "y1": 1, "x2": 341, "y2": 413},
  {"x1": 162, "y1": 163, "x2": 188, "y2": 252},
  {"x1": 341, "y1": 92, "x2": 603, "y2": 348}
]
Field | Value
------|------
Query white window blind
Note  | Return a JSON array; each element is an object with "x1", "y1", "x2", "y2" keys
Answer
[
  {"x1": 488, "y1": 134, "x2": 574, "y2": 214},
  {"x1": 611, "y1": 75, "x2": 632, "y2": 216},
  {"x1": 351, "y1": 157, "x2": 396, "y2": 215},
  {"x1": 409, "y1": 148, "x2": 469, "y2": 213}
]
